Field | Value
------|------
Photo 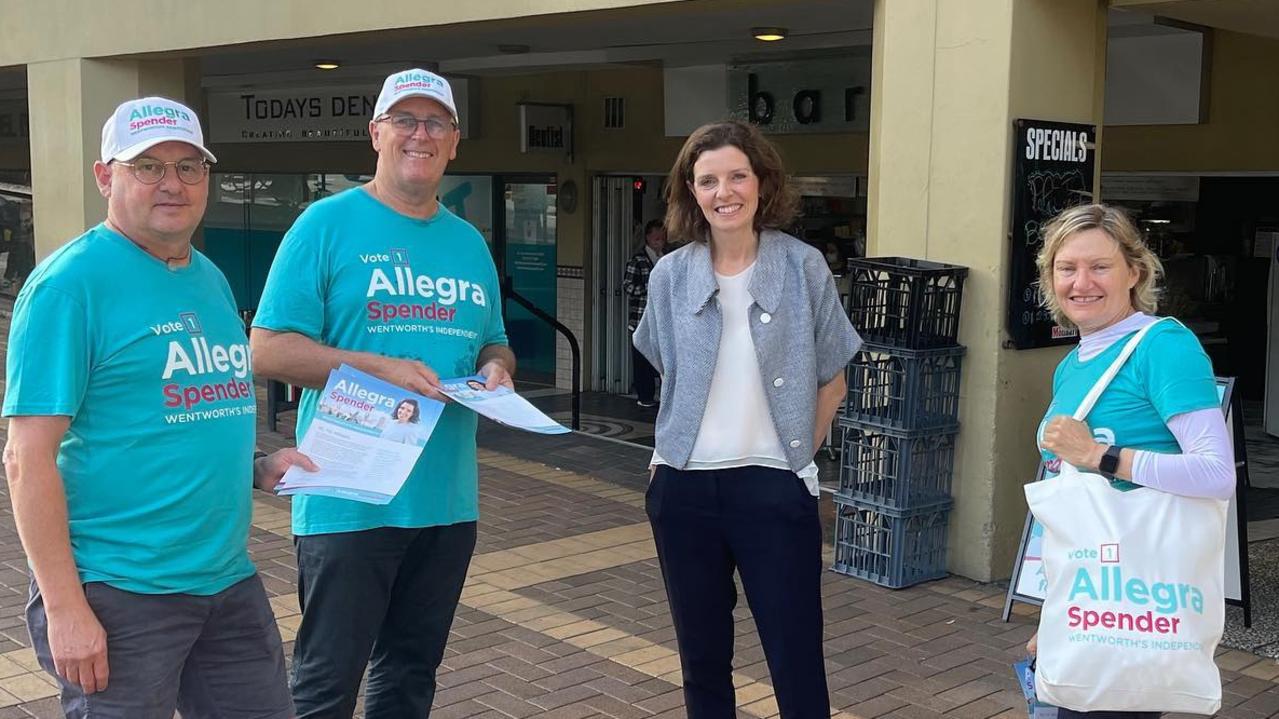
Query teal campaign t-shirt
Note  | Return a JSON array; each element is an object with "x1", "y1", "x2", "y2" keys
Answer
[
  {"x1": 252, "y1": 188, "x2": 507, "y2": 535},
  {"x1": 2, "y1": 224, "x2": 258, "y2": 595},
  {"x1": 1037, "y1": 319, "x2": 1219, "y2": 477}
]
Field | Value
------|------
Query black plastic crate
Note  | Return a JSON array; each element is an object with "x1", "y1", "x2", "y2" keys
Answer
[
  {"x1": 836, "y1": 420, "x2": 956, "y2": 510},
  {"x1": 846, "y1": 257, "x2": 968, "y2": 350},
  {"x1": 844, "y1": 343, "x2": 964, "y2": 431},
  {"x1": 832, "y1": 498, "x2": 951, "y2": 589}
]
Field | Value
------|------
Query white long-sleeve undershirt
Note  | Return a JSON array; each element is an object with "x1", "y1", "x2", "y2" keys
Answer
[{"x1": 1076, "y1": 313, "x2": 1235, "y2": 500}]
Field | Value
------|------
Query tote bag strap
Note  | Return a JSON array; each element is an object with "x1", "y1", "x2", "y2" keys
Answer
[{"x1": 1072, "y1": 317, "x2": 1173, "y2": 422}]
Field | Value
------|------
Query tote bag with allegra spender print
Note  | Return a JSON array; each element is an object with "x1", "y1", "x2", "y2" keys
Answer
[{"x1": 1024, "y1": 318, "x2": 1227, "y2": 714}]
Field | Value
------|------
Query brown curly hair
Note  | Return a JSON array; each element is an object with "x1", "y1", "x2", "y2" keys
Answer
[{"x1": 663, "y1": 121, "x2": 799, "y2": 243}]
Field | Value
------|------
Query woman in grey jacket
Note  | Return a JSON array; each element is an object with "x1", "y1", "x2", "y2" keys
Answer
[{"x1": 633, "y1": 121, "x2": 861, "y2": 719}]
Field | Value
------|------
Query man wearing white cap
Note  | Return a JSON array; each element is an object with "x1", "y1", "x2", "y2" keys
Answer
[
  {"x1": 252, "y1": 69, "x2": 514, "y2": 717},
  {"x1": 2, "y1": 96, "x2": 314, "y2": 719}
]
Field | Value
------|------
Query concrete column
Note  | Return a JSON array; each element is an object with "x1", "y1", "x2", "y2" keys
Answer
[
  {"x1": 27, "y1": 57, "x2": 197, "y2": 259},
  {"x1": 866, "y1": 0, "x2": 1108, "y2": 581}
]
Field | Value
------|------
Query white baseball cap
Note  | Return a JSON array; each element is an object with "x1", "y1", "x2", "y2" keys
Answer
[
  {"x1": 100, "y1": 96, "x2": 217, "y2": 164},
  {"x1": 374, "y1": 69, "x2": 458, "y2": 123}
]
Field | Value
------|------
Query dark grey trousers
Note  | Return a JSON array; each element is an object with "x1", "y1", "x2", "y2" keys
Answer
[
  {"x1": 290, "y1": 522, "x2": 478, "y2": 719},
  {"x1": 27, "y1": 574, "x2": 292, "y2": 719}
]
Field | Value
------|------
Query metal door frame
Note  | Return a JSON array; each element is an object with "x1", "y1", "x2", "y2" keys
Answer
[{"x1": 591, "y1": 176, "x2": 635, "y2": 394}]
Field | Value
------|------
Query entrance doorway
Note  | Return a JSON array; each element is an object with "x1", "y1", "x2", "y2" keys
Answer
[
  {"x1": 203, "y1": 171, "x2": 558, "y2": 383},
  {"x1": 591, "y1": 174, "x2": 666, "y2": 395}
]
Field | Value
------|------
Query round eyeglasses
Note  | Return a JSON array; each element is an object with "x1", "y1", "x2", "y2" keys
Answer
[
  {"x1": 377, "y1": 113, "x2": 457, "y2": 139},
  {"x1": 115, "y1": 158, "x2": 210, "y2": 185}
]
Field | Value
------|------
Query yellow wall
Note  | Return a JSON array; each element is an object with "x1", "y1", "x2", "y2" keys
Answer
[
  {"x1": 0, "y1": 0, "x2": 682, "y2": 68},
  {"x1": 1103, "y1": 29, "x2": 1279, "y2": 172},
  {"x1": 869, "y1": 0, "x2": 1106, "y2": 581}
]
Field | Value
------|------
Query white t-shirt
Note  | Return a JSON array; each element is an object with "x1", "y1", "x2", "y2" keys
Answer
[{"x1": 652, "y1": 263, "x2": 820, "y2": 495}]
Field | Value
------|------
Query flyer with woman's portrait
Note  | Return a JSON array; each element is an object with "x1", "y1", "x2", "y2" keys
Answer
[
  {"x1": 276, "y1": 365, "x2": 445, "y2": 504},
  {"x1": 439, "y1": 375, "x2": 570, "y2": 434}
]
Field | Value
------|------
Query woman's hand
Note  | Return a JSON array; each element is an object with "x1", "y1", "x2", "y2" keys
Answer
[
  {"x1": 1040, "y1": 416, "x2": 1105, "y2": 471},
  {"x1": 1026, "y1": 631, "x2": 1037, "y2": 657}
]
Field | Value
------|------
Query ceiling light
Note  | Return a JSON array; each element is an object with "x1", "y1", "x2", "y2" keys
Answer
[
  {"x1": 313, "y1": 60, "x2": 341, "y2": 70},
  {"x1": 752, "y1": 27, "x2": 787, "y2": 42}
]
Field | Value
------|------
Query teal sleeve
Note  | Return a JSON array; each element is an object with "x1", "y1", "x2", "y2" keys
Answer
[
  {"x1": 1142, "y1": 323, "x2": 1219, "y2": 422},
  {"x1": 252, "y1": 215, "x2": 325, "y2": 340},
  {"x1": 2, "y1": 285, "x2": 90, "y2": 417}
]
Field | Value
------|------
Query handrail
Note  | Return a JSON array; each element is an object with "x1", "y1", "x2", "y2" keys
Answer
[{"x1": 501, "y1": 276, "x2": 581, "y2": 431}]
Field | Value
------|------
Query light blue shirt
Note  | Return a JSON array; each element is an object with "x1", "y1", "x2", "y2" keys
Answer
[
  {"x1": 1038, "y1": 316, "x2": 1219, "y2": 478},
  {"x1": 380, "y1": 420, "x2": 426, "y2": 446},
  {"x1": 3, "y1": 224, "x2": 258, "y2": 595},
  {"x1": 253, "y1": 188, "x2": 507, "y2": 535},
  {"x1": 634, "y1": 231, "x2": 861, "y2": 472}
]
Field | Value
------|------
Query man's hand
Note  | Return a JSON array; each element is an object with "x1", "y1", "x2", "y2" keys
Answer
[
  {"x1": 478, "y1": 360, "x2": 515, "y2": 391},
  {"x1": 1026, "y1": 631, "x2": 1037, "y2": 657},
  {"x1": 253, "y1": 448, "x2": 319, "y2": 492},
  {"x1": 47, "y1": 602, "x2": 109, "y2": 693},
  {"x1": 378, "y1": 357, "x2": 447, "y2": 401}
]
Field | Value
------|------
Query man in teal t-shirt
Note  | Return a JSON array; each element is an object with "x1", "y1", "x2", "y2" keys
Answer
[
  {"x1": 251, "y1": 69, "x2": 514, "y2": 719},
  {"x1": 2, "y1": 98, "x2": 313, "y2": 719}
]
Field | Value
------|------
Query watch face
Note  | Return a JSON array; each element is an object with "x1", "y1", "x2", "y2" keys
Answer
[{"x1": 1100, "y1": 446, "x2": 1121, "y2": 474}]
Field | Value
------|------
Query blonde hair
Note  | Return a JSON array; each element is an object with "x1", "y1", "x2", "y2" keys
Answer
[{"x1": 1035, "y1": 204, "x2": 1164, "y2": 329}]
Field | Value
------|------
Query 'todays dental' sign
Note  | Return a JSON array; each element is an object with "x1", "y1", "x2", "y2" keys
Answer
[{"x1": 207, "y1": 81, "x2": 471, "y2": 143}]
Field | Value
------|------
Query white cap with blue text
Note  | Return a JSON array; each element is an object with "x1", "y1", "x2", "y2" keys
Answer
[
  {"x1": 374, "y1": 69, "x2": 459, "y2": 123},
  {"x1": 100, "y1": 96, "x2": 217, "y2": 164}
]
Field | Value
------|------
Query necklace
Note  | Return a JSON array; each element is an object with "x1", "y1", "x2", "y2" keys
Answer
[{"x1": 106, "y1": 221, "x2": 192, "y2": 269}]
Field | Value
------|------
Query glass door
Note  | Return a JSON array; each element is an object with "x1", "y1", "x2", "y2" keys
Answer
[
  {"x1": 502, "y1": 178, "x2": 558, "y2": 384},
  {"x1": 205, "y1": 172, "x2": 323, "y2": 312}
]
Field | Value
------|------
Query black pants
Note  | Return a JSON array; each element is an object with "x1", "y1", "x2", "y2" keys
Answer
[
  {"x1": 646, "y1": 465, "x2": 830, "y2": 719},
  {"x1": 631, "y1": 341, "x2": 658, "y2": 403},
  {"x1": 290, "y1": 523, "x2": 477, "y2": 719},
  {"x1": 1059, "y1": 706, "x2": 1161, "y2": 711}
]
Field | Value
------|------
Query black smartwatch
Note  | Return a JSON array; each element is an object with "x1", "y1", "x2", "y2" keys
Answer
[{"x1": 1098, "y1": 445, "x2": 1122, "y2": 479}]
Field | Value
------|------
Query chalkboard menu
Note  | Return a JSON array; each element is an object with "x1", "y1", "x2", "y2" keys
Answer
[{"x1": 1007, "y1": 119, "x2": 1096, "y2": 349}]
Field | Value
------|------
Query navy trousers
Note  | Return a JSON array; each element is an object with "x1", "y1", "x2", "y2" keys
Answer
[{"x1": 646, "y1": 465, "x2": 830, "y2": 719}]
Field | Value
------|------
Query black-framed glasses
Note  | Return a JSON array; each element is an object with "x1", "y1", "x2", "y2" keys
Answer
[
  {"x1": 377, "y1": 113, "x2": 457, "y2": 139},
  {"x1": 115, "y1": 158, "x2": 209, "y2": 185}
]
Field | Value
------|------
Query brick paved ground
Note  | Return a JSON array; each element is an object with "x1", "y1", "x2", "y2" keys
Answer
[{"x1": 1, "y1": 297, "x2": 1279, "y2": 717}]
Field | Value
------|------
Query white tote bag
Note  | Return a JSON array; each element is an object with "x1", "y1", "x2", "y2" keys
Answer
[{"x1": 1025, "y1": 319, "x2": 1228, "y2": 715}]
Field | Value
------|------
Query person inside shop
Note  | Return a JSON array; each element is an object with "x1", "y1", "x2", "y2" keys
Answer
[
  {"x1": 3, "y1": 96, "x2": 314, "y2": 719},
  {"x1": 632, "y1": 120, "x2": 861, "y2": 719},
  {"x1": 250, "y1": 68, "x2": 514, "y2": 718},
  {"x1": 623, "y1": 219, "x2": 666, "y2": 407},
  {"x1": 1028, "y1": 203, "x2": 1235, "y2": 719},
  {"x1": 823, "y1": 240, "x2": 843, "y2": 275}
]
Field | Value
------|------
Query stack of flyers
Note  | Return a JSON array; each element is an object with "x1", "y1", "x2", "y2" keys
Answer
[
  {"x1": 1013, "y1": 659, "x2": 1058, "y2": 719},
  {"x1": 276, "y1": 365, "x2": 444, "y2": 504}
]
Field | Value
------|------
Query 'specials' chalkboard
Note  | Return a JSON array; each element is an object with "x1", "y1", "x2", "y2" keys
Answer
[{"x1": 1007, "y1": 118, "x2": 1096, "y2": 349}]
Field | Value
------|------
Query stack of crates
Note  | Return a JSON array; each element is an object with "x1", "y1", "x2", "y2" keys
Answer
[{"x1": 832, "y1": 257, "x2": 968, "y2": 589}]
